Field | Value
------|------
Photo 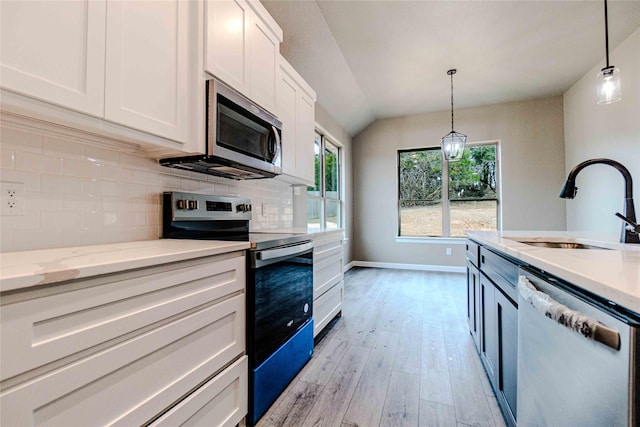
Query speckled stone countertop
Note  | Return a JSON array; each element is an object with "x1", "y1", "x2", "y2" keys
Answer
[
  {"x1": 0, "y1": 239, "x2": 250, "y2": 292},
  {"x1": 466, "y1": 231, "x2": 640, "y2": 315}
]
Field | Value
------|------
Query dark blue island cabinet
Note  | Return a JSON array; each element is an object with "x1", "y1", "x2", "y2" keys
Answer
[{"x1": 466, "y1": 239, "x2": 520, "y2": 427}]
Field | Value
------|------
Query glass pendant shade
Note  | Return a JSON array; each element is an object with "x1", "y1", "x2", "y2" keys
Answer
[
  {"x1": 596, "y1": 66, "x2": 621, "y2": 104},
  {"x1": 441, "y1": 130, "x2": 467, "y2": 162}
]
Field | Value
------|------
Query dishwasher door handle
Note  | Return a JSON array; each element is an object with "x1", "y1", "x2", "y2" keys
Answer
[
  {"x1": 256, "y1": 242, "x2": 314, "y2": 261},
  {"x1": 518, "y1": 276, "x2": 621, "y2": 350}
]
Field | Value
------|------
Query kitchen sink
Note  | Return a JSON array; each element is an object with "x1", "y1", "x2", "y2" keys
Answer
[
  {"x1": 504, "y1": 237, "x2": 611, "y2": 250},
  {"x1": 518, "y1": 241, "x2": 610, "y2": 249}
]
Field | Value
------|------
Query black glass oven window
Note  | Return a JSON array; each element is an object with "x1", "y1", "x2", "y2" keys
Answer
[{"x1": 248, "y1": 250, "x2": 313, "y2": 366}]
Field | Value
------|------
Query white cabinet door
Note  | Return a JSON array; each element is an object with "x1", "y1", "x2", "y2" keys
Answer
[
  {"x1": 104, "y1": 0, "x2": 190, "y2": 143},
  {"x1": 205, "y1": 0, "x2": 251, "y2": 97},
  {"x1": 278, "y1": 72, "x2": 299, "y2": 178},
  {"x1": 248, "y1": 12, "x2": 279, "y2": 115},
  {"x1": 0, "y1": 0, "x2": 106, "y2": 116},
  {"x1": 277, "y1": 57, "x2": 316, "y2": 186},
  {"x1": 296, "y1": 92, "x2": 316, "y2": 184}
]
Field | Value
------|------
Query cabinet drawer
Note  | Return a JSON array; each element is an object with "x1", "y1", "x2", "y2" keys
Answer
[
  {"x1": 480, "y1": 247, "x2": 519, "y2": 301},
  {"x1": 1, "y1": 253, "x2": 245, "y2": 381},
  {"x1": 314, "y1": 280, "x2": 343, "y2": 337},
  {"x1": 0, "y1": 294, "x2": 245, "y2": 427},
  {"x1": 314, "y1": 239, "x2": 342, "y2": 261},
  {"x1": 314, "y1": 252, "x2": 343, "y2": 299},
  {"x1": 466, "y1": 239, "x2": 480, "y2": 267},
  {"x1": 151, "y1": 356, "x2": 248, "y2": 427}
]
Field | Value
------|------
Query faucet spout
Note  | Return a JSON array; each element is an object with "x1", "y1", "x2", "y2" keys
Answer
[{"x1": 560, "y1": 158, "x2": 639, "y2": 244}]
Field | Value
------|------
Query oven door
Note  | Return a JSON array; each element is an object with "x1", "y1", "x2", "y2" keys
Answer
[{"x1": 247, "y1": 242, "x2": 313, "y2": 366}]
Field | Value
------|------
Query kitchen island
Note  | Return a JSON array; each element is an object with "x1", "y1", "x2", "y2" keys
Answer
[
  {"x1": 466, "y1": 230, "x2": 639, "y2": 427},
  {"x1": 466, "y1": 230, "x2": 640, "y2": 314}
]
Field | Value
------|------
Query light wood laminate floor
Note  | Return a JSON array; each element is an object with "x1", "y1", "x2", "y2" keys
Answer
[{"x1": 257, "y1": 267, "x2": 506, "y2": 427}]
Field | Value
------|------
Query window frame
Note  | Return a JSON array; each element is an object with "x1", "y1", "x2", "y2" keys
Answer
[
  {"x1": 397, "y1": 141, "x2": 500, "y2": 239},
  {"x1": 308, "y1": 128, "x2": 344, "y2": 229}
]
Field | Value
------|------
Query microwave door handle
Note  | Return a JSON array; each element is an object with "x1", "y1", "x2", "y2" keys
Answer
[{"x1": 270, "y1": 126, "x2": 280, "y2": 159}]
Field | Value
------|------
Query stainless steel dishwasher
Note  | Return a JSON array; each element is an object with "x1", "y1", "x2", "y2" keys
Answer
[{"x1": 517, "y1": 267, "x2": 639, "y2": 427}]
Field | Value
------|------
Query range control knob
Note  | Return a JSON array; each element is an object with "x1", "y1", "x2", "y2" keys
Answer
[
  {"x1": 176, "y1": 199, "x2": 187, "y2": 210},
  {"x1": 187, "y1": 200, "x2": 198, "y2": 210},
  {"x1": 236, "y1": 203, "x2": 252, "y2": 212}
]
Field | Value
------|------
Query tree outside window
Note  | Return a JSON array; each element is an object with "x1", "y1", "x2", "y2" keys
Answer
[
  {"x1": 398, "y1": 144, "x2": 499, "y2": 237},
  {"x1": 308, "y1": 131, "x2": 342, "y2": 229}
]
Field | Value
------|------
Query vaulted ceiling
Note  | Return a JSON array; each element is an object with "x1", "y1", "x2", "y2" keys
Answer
[{"x1": 262, "y1": 0, "x2": 640, "y2": 136}]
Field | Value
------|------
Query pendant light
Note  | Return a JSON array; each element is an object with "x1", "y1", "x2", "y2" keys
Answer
[
  {"x1": 596, "y1": 0, "x2": 621, "y2": 104},
  {"x1": 441, "y1": 69, "x2": 466, "y2": 162}
]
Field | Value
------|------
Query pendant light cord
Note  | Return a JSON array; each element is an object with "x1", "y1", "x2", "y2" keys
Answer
[{"x1": 604, "y1": 0, "x2": 610, "y2": 68}]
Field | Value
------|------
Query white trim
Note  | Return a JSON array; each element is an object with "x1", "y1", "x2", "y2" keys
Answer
[
  {"x1": 352, "y1": 261, "x2": 465, "y2": 274},
  {"x1": 344, "y1": 261, "x2": 355, "y2": 272},
  {"x1": 395, "y1": 236, "x2": 466, "y2": 244}
]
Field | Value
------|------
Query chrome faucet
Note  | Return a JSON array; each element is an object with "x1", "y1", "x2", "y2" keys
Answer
[{"x1": 559, "y1": 158, "x2": 639, "y2": 244}]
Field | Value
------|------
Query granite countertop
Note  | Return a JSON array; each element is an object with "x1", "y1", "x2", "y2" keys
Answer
[
  {"x1": 0, "y1": 240, "x2": 250, "y2": 293},
  {"x1": 466, "y1": 230, "x2": 640, "y2": 315}
]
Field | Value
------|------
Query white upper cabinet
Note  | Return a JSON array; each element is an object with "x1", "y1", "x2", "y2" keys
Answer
[
  {"x1": 205, "y1": 0, "x2": 282, "y2": 114},
  {"x1": 104, "y1": 0, "x2": 190, "y2": 143},
  {"x1": 0, "y1": 0, "x2": 202, "y2": 154},
  {"x1": 205, "y1": 0, "x2": 250, "y2": 96},
  {"x1": 277, "y1": 56, "x2": 316, "y2": 186},
  {"x1": 0, "y1": 0, "x2": 107, "y2": 117}
]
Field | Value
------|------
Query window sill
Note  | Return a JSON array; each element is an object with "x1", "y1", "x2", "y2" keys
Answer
[{"x1": 395, "y1": 236, "x2": 466, "y2": 244}]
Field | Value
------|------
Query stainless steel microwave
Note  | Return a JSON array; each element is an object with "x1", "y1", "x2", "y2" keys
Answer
[{"x1": 160, "y1": 79, "x2": 282, "y2": 180}]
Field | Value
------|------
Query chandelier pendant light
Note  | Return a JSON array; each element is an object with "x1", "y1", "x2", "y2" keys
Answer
[
  {"x1": 596, "y1": 0, "x2": 621, "y2": 104},
  {"x1": 441, "y1": 69, "x2": 466, "y2": 162}
]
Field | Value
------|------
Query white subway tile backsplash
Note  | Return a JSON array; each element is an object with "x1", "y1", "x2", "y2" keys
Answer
[
  {"x1": 12, "y1": 229, "x2": 62, "y2": 252},
  {"x1": 41, "y1": 173, "x2": 83, "y2": 194},
  {"x1": 1, "y1": 125, "x2": 293, "y2": 252}
]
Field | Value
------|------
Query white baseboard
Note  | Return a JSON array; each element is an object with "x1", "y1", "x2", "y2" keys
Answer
[
  {"x1": 351, "y1": 261, "x2": 465, "y2": 274},
  {"x1": 344, "y1": 261, "x2": 355, "y2": 272}
]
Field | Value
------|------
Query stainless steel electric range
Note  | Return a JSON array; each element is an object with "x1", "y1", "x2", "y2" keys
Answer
[{"x1": 163, "y1": 191, "x2": 314, "y2": 425}]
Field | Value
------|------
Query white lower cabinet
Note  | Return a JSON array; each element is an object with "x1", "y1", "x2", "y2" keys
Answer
[
  {"x1": 151, "y1": 356, "x2": 248, "y2": 427},
  {"x1": 0, "y1": 252, "x2": 247, "y2": 426},
  {"x1": 313, "y1": 231, "x2": 344, "y2": 337}
]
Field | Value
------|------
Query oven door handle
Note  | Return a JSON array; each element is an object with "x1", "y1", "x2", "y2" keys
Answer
[{"x1": 256, "y1": 242, "x2": 314, "y2": 261}]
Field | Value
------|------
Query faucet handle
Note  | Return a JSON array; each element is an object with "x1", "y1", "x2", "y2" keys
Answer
[{"x1": 615, "y1": 212, "x2": 640, "y2": 234}]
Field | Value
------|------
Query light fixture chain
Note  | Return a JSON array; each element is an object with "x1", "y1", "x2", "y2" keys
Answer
[{"x1": 450, "y1": 72, "x2": 454, "y2": 132}]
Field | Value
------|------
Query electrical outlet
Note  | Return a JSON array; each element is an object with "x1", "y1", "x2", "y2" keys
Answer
[{"x1": 1, "y1": 181, "x2": 25, "y2": 216}]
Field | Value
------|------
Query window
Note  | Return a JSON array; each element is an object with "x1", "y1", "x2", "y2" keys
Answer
[
  {"x1": 398, "y1": 143, "x2": 498, "y2": 237},
  {"x1": 308, "y1": 131, "x2": 342, "y2": 229}
]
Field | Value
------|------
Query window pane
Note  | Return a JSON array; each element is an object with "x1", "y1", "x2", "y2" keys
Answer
[
  {"x1": 399, "y1": 149, "x2": 443, "y2": 236},
  {"x1": 400, "y1": 201, "x2": 443, "y2": 236},
  {"x1": 326, "y1": 199, "x2": 340, "y2": 229},
  {"x1": 450, "y1": 200, "x2": 498, "y2": 237},
  {"x1": 449, "y1": 145, "x2": 497, "y2": 201},
  {"x1": 308, "y1": 197, "x2": 322, "y2": 229},
  {"x1": 307, "y1": 133, "x2": 322, "y2": 194},
  {"x1": 325, "y1": 142, "x2": 339, "y2": 200}
]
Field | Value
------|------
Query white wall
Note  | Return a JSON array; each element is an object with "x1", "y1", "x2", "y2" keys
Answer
[
  {"x1": 563, "y1": 27, "x2": 640, "y2": 235},
  {"x1": 0, "y1": 125, "x2": 295, "y2": 252},
  {"x1": 352, "y1": 96, "x2": 566, "y2": 267}
]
